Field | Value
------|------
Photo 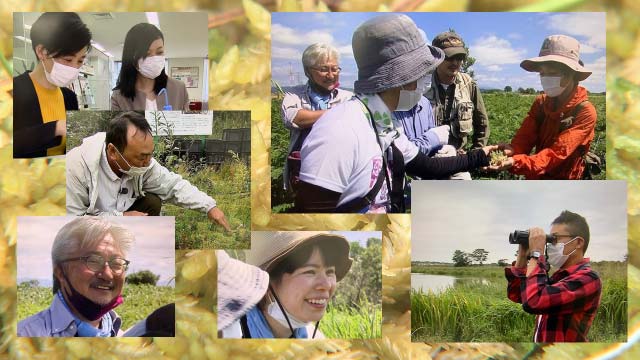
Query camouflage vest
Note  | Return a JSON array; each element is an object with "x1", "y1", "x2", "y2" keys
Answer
[{"x1": 426, "y1": 72, "x2": 474, "y2": 148}]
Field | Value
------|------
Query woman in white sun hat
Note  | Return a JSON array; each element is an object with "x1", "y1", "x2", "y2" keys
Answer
[
  {"x1": 490, "y1": 34, "x2": 598, "y2": 179},
  {"x1": 217, "y1": 250, "x2": 269, "y2": 338},
  {"x1": 223, "y1": 232, "x2": 352, "y2": 339}
]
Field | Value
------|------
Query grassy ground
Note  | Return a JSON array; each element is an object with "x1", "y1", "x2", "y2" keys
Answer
[
  {"x1": 319, "y1": 301, "x2": 382, "y2": 339},
  {"x1": 411, "y1": 261, "x2": 627, "y2": 342},
  {"x1": 17, "y1": 283, "x2": 175, "y2": 331},
  {"x1": 165, "y1": 156, "x2": 250, "y2": 249}
]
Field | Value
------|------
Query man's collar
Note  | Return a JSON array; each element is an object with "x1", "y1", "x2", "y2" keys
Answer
[
  {"x1": 50, "y1": 292, "x2": 77, "y2": 335},
  {"x1": 306, "y1": 82, "x2": 338, "y2": 99},
  {"x1": 556, "y1": 257, "x2": 590, "y2": 276}
]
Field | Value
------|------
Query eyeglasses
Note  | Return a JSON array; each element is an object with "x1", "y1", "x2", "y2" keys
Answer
[
  {"x1": 311, "y1": 66, "x2": 341, "y2": 75},
  {"x1": 550, "y1": 234, "x2": 578, "y2": 245},
  {"x1": 445, "y1": 55, "x2": 466, "y2": 62},
  {"x1": 64, "y1": 254, "x2": 130, "y2": 274}
]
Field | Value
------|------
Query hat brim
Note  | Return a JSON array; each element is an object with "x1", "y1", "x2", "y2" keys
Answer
[
  {"x1": 520, "y1": 55, "x2": 591, "y2": 81},
  {"x1": 262, "y1": 234, "x2": 353, "y2": 282},
  {"x1": 442, "y1": 46, "x2": 467, "y2": 58},
  {"x1": 354, "y1": 44, "x2": 445, "y2": 93},
  {"x1": 217, "y1": 252, "x2": 269, "y2": 330}
]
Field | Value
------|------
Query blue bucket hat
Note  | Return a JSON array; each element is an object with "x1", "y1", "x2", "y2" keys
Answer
[{"x1": 352, "y1": 14, "x2": 445, "y2": 93}]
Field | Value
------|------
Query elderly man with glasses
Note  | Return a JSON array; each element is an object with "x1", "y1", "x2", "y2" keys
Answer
[
  {"x1": 280, "y1": 43, "x2": 353, "y2": 193},
  {"x1": 18, "y1": 217, "x2": 134, "y2": 337},
  {"x1": 425, "y1": 31, "x2": 490, "y2": 180}
]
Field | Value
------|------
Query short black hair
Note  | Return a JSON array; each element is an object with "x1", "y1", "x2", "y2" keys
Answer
[
  {"x1": 113, "y1": 23, "x2": 167, "y2": 101},
  {"x1": 269, "y1": 239, "x2": 339, "y2": 283},
  {"x1": 551, "y1": 210, "x2": 590, "y2": 253},
  {"x1": 30, "y1": 12, "x2": 92, "y2": 58},
  {"x1": 105, "y1": 111, "x2": 152, "y2": 152}
]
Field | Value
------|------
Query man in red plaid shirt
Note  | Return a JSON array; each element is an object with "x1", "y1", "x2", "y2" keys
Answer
[{"x1": 505, "y1": 210, "x2": 602, "y2": 342}]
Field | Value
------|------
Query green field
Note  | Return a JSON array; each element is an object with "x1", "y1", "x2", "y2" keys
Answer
[
  {"x1": 18, "y1": 283, "x2": 175, "y2": 331},
  {"x1": 271, "y1": 92, "x2": 607, "y2": 210},
  {"x1": 411, "y1": 261, "x2": 626, "y2": 342},
  {"x1": 319, "y1": 301, "x2": 382, "y2": 339},
  {"x1": 67, "y1": 111, "x2": 251, "y2": 249}
]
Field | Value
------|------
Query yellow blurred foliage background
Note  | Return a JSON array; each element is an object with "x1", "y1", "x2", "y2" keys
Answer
[{"x1": 1, "y1": 0, "x2": 639, "y2": 359}]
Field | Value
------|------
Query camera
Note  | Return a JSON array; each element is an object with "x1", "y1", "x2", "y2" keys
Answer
[{"x1": 509, "y1": 230, "x2": 556, "y2": 248}]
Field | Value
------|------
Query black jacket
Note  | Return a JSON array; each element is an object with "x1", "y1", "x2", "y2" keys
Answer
[{"x1": 13, "y1": 71, "x2": 78, "y2": 158}]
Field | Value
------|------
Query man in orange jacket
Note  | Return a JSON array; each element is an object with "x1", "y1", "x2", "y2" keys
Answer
[{"x1": 489, "y1": 35, "x2": 597, "y2": 179}]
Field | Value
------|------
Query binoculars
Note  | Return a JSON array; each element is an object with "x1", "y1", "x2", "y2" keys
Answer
[{"x1": 509, "y1": 230, "x2": 555, "y2": 248}]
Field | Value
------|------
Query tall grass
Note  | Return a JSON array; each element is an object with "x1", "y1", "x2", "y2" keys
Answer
[
  {"x1": 411, "y1": 261, "x2": 627, "y2": 342},
  {"x1": 319, "y1": 298, "x2": 382, "y2": 339}
]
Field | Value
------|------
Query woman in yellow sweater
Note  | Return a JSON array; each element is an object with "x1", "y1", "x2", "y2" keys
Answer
[{"x1": 13, "y1": 12, "x2": 92, "y2": 158}]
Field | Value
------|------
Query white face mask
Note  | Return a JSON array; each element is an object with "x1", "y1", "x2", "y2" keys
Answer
[
  {"x1": 396, "y1": 76, "x2": 427, "y2": 111},
  {"x1": 137, "y1": 55, "x2": 165, "y2": 79},
  {"x1": 540, "y1": 75, "x2": 567, "y2": 97},
  {"x1": 266, "y1": 300, "x2": 310, "y2": 330},
  {"x1": 113, "y1": 145, "x2": 151, "y2": 177},
  {"x1": 546, "y1": 237, "x2": 579, "y2": 268},
  {"x1": 43, "y1": 58, "x2": 81, "y2": 87}
]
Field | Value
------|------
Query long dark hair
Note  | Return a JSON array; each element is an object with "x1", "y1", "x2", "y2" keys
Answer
[{"x1": 113, "y1": 23, "x2": 168, "y2": 101}]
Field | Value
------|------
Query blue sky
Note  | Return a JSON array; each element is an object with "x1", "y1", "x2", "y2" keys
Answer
[
  {"x1": 411, "y1": 181, "x2": 627, "y2": 263},
  {"x1": 272, "y1": 12, "x2": 605, "y2": 92},
  {"x1": 17, "y1": 217, "x2": 175, "y2": 287}
]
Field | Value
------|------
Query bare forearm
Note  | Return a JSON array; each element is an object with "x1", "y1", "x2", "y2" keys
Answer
[{"x1": 292, "y1": 109, "x2": 327, "y2": 129}]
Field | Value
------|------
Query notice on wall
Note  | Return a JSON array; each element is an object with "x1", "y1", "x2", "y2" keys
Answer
[{"x1": 145, "y1": 110, "x2": 213, "y2": 136}]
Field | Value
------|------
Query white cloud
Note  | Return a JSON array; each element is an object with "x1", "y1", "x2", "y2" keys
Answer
[
  {"x1": 484, "y1": 64, "x2": 503, "y2": 72},
  {"x1": 336, "y1": 44, "x2": 354, "y2": 58},
  {"x1": 581, "y1": 56, "x2": 606, "y2": 92},
  {"x1": 272, "y1": 23, "x2": 334, "y2": 46},
  {"x1": 470, "y1": 35, "x2": 527, "y2": 67},
  {"x1": 272, "y1": 46, "x2": 301, "y2": 60},
  {"x1": 546, "y1": 13, "x2": 606, "y2": 51}
]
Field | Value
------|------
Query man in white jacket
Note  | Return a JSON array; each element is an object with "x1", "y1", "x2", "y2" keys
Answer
[{"x1": 66, "y1": 111, "x2": 231, "y2": 231}]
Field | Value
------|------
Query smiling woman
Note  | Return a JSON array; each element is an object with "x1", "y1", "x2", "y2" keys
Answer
[{"x1": 220, "y1": 232, "x2": 353, "y2": 339}]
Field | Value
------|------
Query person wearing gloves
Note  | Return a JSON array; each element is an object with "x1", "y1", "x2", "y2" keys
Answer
[
  {"x1": 489, "y1": 35, "x2": 597, "y2": 179},
  {"x1": 281, "y1": 43, "x2": 353, "y2": 192},
  {"x1": 111, "y1": 23, "x2": 190, "y2": 111},
  {"x1": 217, "y1": 250, "x2": 269, "y2": 338},
  {"x1": 18, "y1": 217, "x2": 133, "y2": 337},
  {"x1": 223, "y1": 231, "x2": 352, "y2": 339},
  {"x1": 425, "y1": 31, "x2": 490, "y2": 180},
  {"x1": 295, "y1": 14, "x2": 496, "y2": 213},
  {"x1": 13, "y1": 12, "x2": 91, "y2": 158},
  {"x1": 505, "y1": 210, "x2": 602, "y2": 342},
  {"x1": 65, "y1": 111, "x2": 231, "y2": 231},
  {"x1": 393, "y1": 96, "x2": 450, "y2": 158}
]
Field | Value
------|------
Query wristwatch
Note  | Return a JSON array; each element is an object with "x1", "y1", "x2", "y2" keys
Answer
[{"x1": 527, "y1": 250, "x2": 542, "y2": 260}]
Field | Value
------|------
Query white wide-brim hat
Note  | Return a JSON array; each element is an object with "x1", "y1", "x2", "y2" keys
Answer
[
  {"x1": 216, "y1": 250, "x2": 269, "y2": 330},
  {"x1": 520, "y1": 34, "x2": 591, "y2": 81}
]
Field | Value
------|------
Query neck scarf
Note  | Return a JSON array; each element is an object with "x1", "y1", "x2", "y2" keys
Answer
[
  {"x1": 308, "y1": 84, "x2": 332, "y2": 110},
  {"x1": 245, "y1": 306, "x2": 308, "y2": 339}
]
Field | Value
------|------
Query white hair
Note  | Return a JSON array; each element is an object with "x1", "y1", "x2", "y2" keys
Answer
[{"x1": 302, "y1": 43, "x2": 339, "y2": 74}]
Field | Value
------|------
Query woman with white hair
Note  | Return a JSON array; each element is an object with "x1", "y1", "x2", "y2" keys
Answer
[
  {"x1": 281, "y1": 43, "x2": 354, "y2": 192},
  {"x1": 221, "y1": 232, "x2": 352, "y2": 339}
]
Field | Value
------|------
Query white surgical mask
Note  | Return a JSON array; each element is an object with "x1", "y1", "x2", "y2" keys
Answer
[
  {"x1": 43, "y1": 58, "x2": 81, "y2": 88},
  {"x1": 540, "y1": 75, "x2": 566, "y2": 98},
  {"x1": 112, "y1": 146, "x2": 151, "y2": 177},
  {"x1": 137, "y1": 55, "x2": 166, "y2": 79},
  {"x1": 396, "y1": 76, "x2": 427, "y2": 111},
  {"x1": 267, "y1": 297, "x2": 310, "y2": 330},
  {"x1": 546, "y1": 237, "x2": 578, "y2": 268}
]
